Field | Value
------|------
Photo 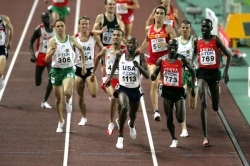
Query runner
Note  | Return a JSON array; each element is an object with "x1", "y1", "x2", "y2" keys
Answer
[{"x1": 29, "y1": 12, "x2": 55, "y2": 109}]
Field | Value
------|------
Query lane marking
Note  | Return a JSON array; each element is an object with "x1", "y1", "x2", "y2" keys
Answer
[
  {"x1": 81, "y1": 153, "x2": 139, "y2": 156},
  {"x1": 140, "y1": 96, "x2": 158, "y2": 166},
  {"x1": 0, "y1": 151, "x2": 51, "y2": 154},
  {"x1": 63, "y1": 0, "x2": 81, "y2": 166},
  {"x1": 183, "y1": 154, "x2": 238, "y2": 157},
  {"x1": 0, "y1": 0, "x2": 39, "y2": 101}
]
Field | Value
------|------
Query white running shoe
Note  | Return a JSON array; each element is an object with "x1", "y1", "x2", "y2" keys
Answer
[
  {"x1": 116, "y1": 137, "x2": 124, "y2": 149},
  {"x1": 41, "y1": 102, "x2": 52, "y2": 109},
  {"x1": 66, "y1": 102, "x2": 72, "y2": 113},
  {"x1": 170, "y1": 139, "x2": 178, "y2": 148},
  {"x1": 154, "y1": 111, "x2": 161, "y2": 122},
  {"x1": 106, "y1": 123, "x2": 114, "y2": 135},
  {"x1": 0, "y1": 76, "x2": 5, "y2": 90},
  {"x1": 56, "y1": 119, "x2": 65, "y2": 133},
  {"x1": 116, "y1": 118, "x2": 120, "y2": 130},
  {"x1": 128, "y1": 120, "x2": 136, "y2": 139},
  {"x1": 78, "y1": 118, "x2": 87, "y2": 126},
  {"x1": 180, "y1": 129, "x2": 189, "y2": 137}
]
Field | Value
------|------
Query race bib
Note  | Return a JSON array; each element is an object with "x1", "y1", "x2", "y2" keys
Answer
[
  {"x1": 102, "y1": 32, "x2": 112, "y2": 45},
  {"x1": 163, "y1": 70, "x2": 179, "y2": 86},
  {"x1": 164, "y1": 19, "x2": 173, "y2": 27},
  {"x1": 0, "y1": 31, "x2": 6, "y2": 45},
  {"x1": 151, "y1": 38, "x2": 167, "y2": 53},
  {"x1": 41, "y1": 40, "x2": 48, "y2": 53},
  {"x1": 116, "y1": 3, "x2": 128, "y2": 14},
  {"x1": 200, "y1": 51, "x2": 216, "y2": 65}
]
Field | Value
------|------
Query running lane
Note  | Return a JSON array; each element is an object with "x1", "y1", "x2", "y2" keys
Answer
[{"x1": 0, "y1": 0, "x2": 247, "y2": 166}]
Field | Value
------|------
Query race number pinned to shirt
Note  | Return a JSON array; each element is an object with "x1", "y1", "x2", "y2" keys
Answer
[
  {"x1": 200, "y1": 48, "x2": 216, "y2": 65},
  {"x1": 0, "y1": 31, "x2": 6, "y2": 46},
  {"x1": 151, "y1": 36, "x2": 167, "y2": 53},
  {"x1": 164, "y1": 19, "x2": 173, "y2": 27},
  {"x1": 163, "y1": 69, "x2": 179, "y2": 86},
  {"x1": 102, "y1": 32, "x2": 113, "y2": 45},
  {"x1": 40, "y1": 40, "x2": 48, "y2": 53},
  {"x1": 116, "y1": 3, "x2": 128, "y2": 14}
]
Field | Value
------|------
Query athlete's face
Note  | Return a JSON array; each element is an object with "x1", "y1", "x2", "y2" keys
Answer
[
  {"x1": 201, "y1": 20, "x2": 212, "y2": 35},
  {"x1": 79, "y1": 19, "x2": 90, "y2": 33},
  {"x1": 55, "y1": 21, "x2": 66, "y2": 35},
  {"x1": 179, "y1": 23, "x2": 191, "y2": 36},
  {"x1": 112, "y1": 30, "x2": 123, "y2": 44},
  {"x1": 105, "y1": 0, "x2": 116, "y2": 13},
  {"x1": 41, "y1": 13, "x2": 51, "y2": 25},
  {"x1": 126, "y1": 38, "x2": 138, "y2": 52},
  {"x1": 168, "y1": 39, "x2": 178, "y2": 55},
  {"x1": 154, "y1": 8, "x2": 165, "y2": 23}
]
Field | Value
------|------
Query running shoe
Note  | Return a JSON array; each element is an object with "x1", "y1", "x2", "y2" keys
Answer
[
  {"x1": 56, "y1": 119, "x2": 65, "y2": 133},
  {"x1": 154, "y1": 111, "x2": 161, "y2": 122},
  {"x1": 106, "y1": 123, "x2": 114, "y2": 135},
  {"x1": 180, "y1": 129, "x2": 189, "y2": 137},
  {"x1": 128, "y1": 120, "x2": 136, "y2": 139},
  {"x1": 203, "y1": 137, "x2": 210, "y2": 147},
  {"x1": 170, "y1": 139, "x2": 178, "y2": 148},
  {"x1": 0, "y1": 76, "x2": 5, "y2": 90},
  {"x1": 78, "y1": 118, "x2": 87, "y2": 126},
  {"x1": 116, "y1": 137, "x2": 124, "y2": 149},
  {"x1": 41, "y1": 102, "x2": 52, "y2": 109}
]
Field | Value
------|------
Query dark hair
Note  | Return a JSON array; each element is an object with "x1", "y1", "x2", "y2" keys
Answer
[
  {"x1": 203, "y1": 18, "x2": 213, "y2": 26},
  {"x1": 78, "y1": 16, "x2": 90, "y2": 24},
  {"x1": 55, "y1": 19, "x2": 65, "y2": 25},
  {"x1": 181, "y1": 20, "x2": 191, "y2": 27},
  {"x1": 114, "y1": 28, "x2": 124, "y2": 37},
  {"x1": 154, "y1": 6, "x2": 166, "y2": 15}
]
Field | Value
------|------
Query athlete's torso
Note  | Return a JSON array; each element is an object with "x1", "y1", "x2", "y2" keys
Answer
[
  {"x1": 74, "y1": 33, "x2": 95, "y2": 68},
  {"x1": 37, "y1": 24, "x2": 55, "y2": 53},
  {"x1": 52, "y1": 0, "x2": 68, "y2": 7},
  {"x1": 197, "y1": 36, "x2": 219, "y2": 69},
  {"x1": 119, "y1": 53, "x2": 140, "y2": 88},
  {"x1": 100, "y1": 14, "x2": 119, "y2": 46},
  {"x1": 52, "y1": 35, "x2": 75, "y2": 68},
  {"x1": 0, "y1": 16, "x2": 7, "y2": 46},
  {"x1": 161, "y1": 56, "x2": 184, "y2": 87}
]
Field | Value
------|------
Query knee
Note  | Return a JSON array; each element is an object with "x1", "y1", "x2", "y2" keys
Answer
[
  {"x1": 55, "y1": 97, "x2": 62, "y2": 104},
  {"x1": 64, "y1": 89, "x2": 72, "y2": 96},
  {"x1": 120, "y1": 104, "x2": 129, "y2": 114}
]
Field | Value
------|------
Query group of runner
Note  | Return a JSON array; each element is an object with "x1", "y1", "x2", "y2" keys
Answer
[{"x1": 0, "y1": 0, "x2": 232, "y2": 149}]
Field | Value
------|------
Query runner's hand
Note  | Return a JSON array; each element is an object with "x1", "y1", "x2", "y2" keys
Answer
[
  {"x1": 90, "y1": 74, "x2": 95, "y2": 82},
  {"x1": 223, "y1": 71, "x2": 229, "y2": 84},
  {"x1": 30, "y1": 55, "x2": 36, "y2": 63}
]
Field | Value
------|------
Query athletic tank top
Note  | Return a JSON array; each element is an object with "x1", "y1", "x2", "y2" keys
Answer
[
  {"x1": 52, "y1": 0, "x2": 68, "y2": 7},
  {"x1": 160, "y1": 56, "x2": 184, "y2": 87},
  {"x1": 197, "y1": 36, "x2": 220, "y2": 69},
  {"x1": 74, "y1": 33, "x2": 95, "y2": 68},
  {"x1": 164, "y1": 6, "x2": 175, "y2": 28},
  {"x1": 115, "y1": 0, "x2": 134, "y2": 16},
  {"x1": 119, "y1": 53, "x2": 140, "y2": 88},
  {"x1": 105, "y1": 46, "x2": 120, "y2": 75},
  {"x1": 177, "y1": 35, "x2": 197, "y2": 69},
  {"x1": 36, "y1": 24, "x2": 55, "y2": 53},
  {"x1": 0, "y1": 16, "x2": 6, "y2": 46},
  {"x1": 100, "y1": 14, "x2": 119, "y2": 46},
  {"x1": 52, "y1": 35, "x2": 75, "y2": 68},
  {"x1": 148, "y1": 24, "x2": 169, "y2": 56}
]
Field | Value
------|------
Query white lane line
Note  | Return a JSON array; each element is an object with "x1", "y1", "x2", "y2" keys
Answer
[
  {"x1": 0, "y1": 0, "x2": 39, "y2": 101},
  {"x1": 140, "y1": 96, "x2": 158, "y2": 166},
  {"x1": 63, "y1": 0, "x2": 81, "y2": 166}
]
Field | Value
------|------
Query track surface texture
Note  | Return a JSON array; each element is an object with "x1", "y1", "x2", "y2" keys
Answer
[{"x1": 0, "y1": 0, "x2": 249, "y2": 166}]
